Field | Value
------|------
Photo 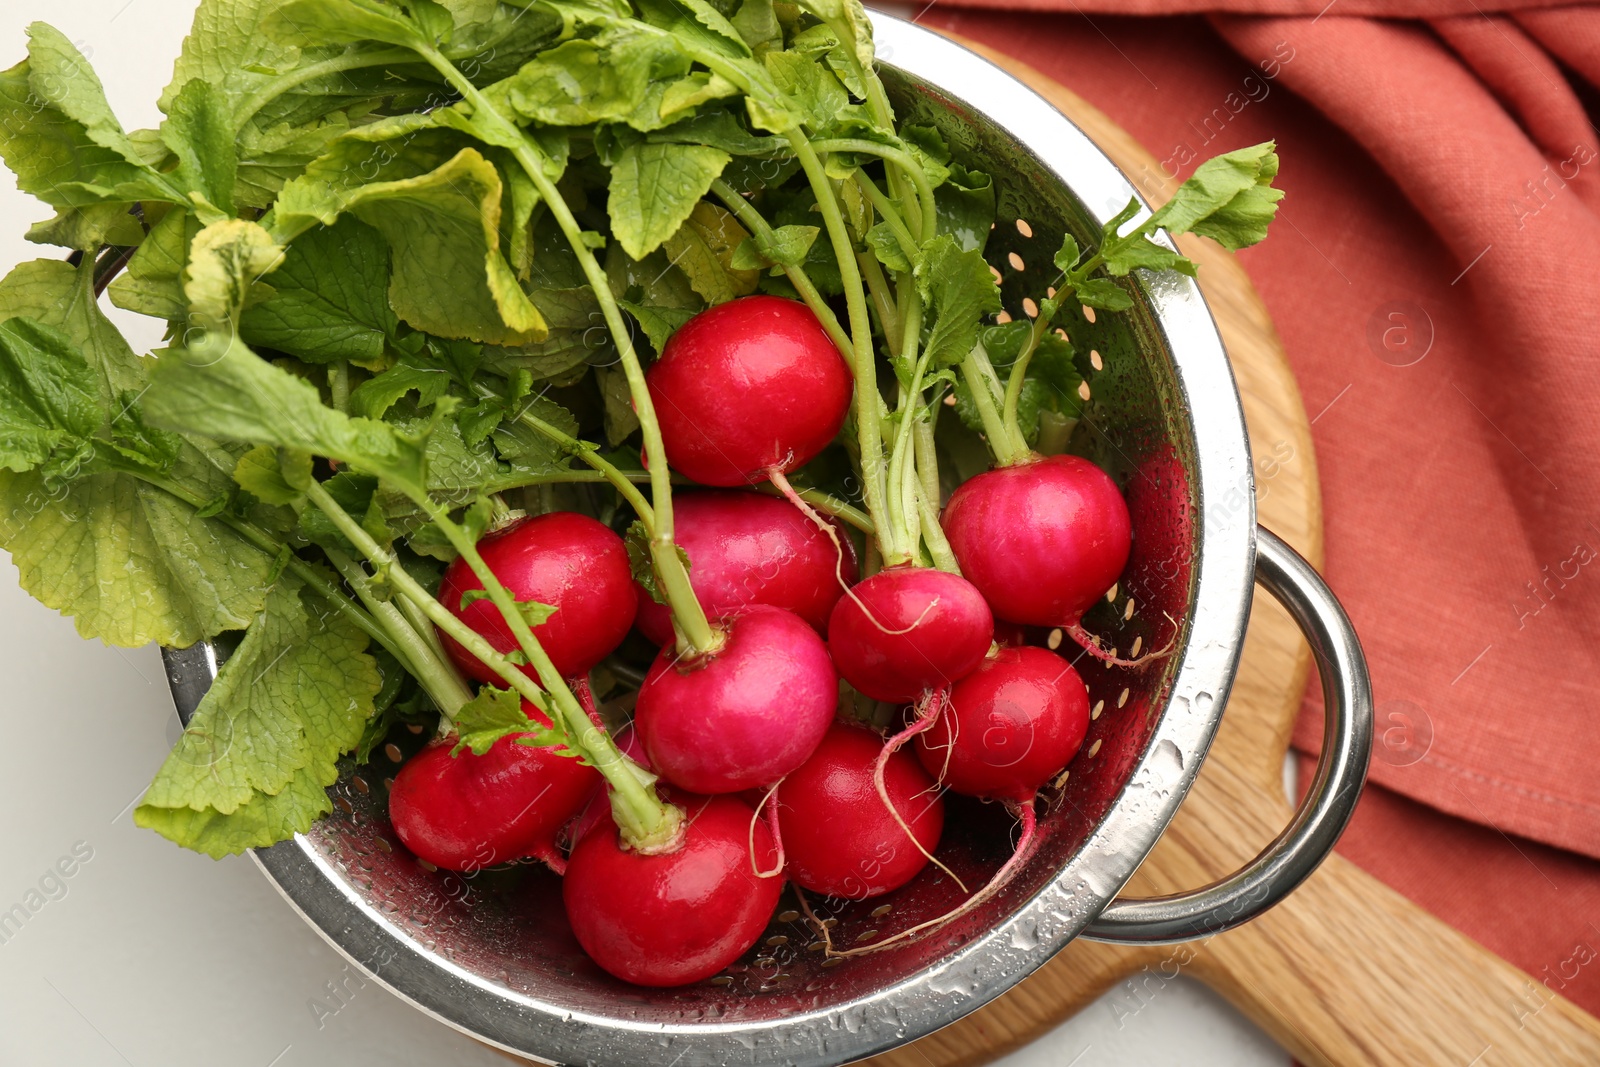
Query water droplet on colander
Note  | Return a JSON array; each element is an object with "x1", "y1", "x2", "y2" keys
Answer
[
  {"x1": 1008, "y1": 922, "x2": 1040, "y2": 951},
  {"x1": 1150, "y1": 738, "x2": 1184, "y2": 784}
]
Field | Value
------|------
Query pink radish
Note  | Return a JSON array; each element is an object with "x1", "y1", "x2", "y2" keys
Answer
[
  {"x1": 634, "y1": 606, "x2": 837, "y2": 793},
  {"x1": 645, "y1": 296, "x2": 853, "y2": 487},
  {"x1": 814, "y1": 647, "x2": 1089, "y2": 959},
  {"x1": 389, "y1": 715, "x2": 600, "y2": 873},
  {"x1": 826, "y1": 566, "x2": 994, "y2": 704},
  {"x1": 437, "y1": 512, "x2": 637, "y2": 685},
  {"x1": 777, "y1": 723, "x2": 944, "y2": 899},
  {"x1": 563, "y1": 793, "x2": 783, "y2": 986},
  {"x1": 942, "y1": 454, "x2": 1138, "y2": 664},
  {"x1": 915, "y1": 646, "x2": 1090, "y2": 802},
  {"x1": 634, "y1": 490, "x2": 857, "y2": 646}
]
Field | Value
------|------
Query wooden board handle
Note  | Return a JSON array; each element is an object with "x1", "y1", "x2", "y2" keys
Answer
[{"x1": 1190, "y1": 852, "x2": 1600, "y2": 1065}]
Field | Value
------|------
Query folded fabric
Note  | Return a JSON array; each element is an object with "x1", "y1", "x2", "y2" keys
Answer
[{"x1": 916, "y1": 0, "x2": 1600, "y2": 1012}]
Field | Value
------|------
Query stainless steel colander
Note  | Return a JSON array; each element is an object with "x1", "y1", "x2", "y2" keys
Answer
[{"x1": 161, "y1": 14, "x2": 1372, "y2": 1065}]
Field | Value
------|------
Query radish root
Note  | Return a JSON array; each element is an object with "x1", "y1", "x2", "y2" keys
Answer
[
  {"x1": 570, "y1": 674, "x2": 606, "y2": 728},
  {"x1": 1063, "y1": 611, "x2": 1178, "y2": 669},
  {"x1": 802, "y1": 799, "x2": 1040, "y2": 959},
  {"x1": 750, "y1": 781, "x2": 787, "y2": 879},
  {"x1": 876, "y1": 687, "x2": 967, "y2": 892},
  {"x1": 767, "y1": 464, "x2": 933, "y2": 638},
  {"x1": 529, "y1": 841, "x2": 568, "y2": 877}
]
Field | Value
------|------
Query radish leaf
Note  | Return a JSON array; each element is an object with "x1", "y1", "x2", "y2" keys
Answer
[
  {"x1": 239, "y1": 217, "x2": 398, "y2": 365},
  {"x1": 915, "y1": 234, "x2": 1002, "y2": 373},
  {"x1": 137, "y1": 572, "x2": 379, "y2": 817},
  {"x1": 608, "y1": 142, "x2": 732, "y2": 260},
  {"x1": 0, "y1": 260, "x2": 277, "y2": 647},
  {"x1": 278, "y1": 131, "x2": 548, "y2": 345},
  {"x1": 451, "y1": 684, "x2": 575, "y2": 757},
  {"x1": 134, "y1": 763, "x2": 337, "y2": 859}
]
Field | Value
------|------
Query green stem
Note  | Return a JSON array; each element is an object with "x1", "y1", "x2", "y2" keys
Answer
[
  {"x1": 857, "y1": 249, "x2": 900, "y2": 345},
  {"x1": 854, "y1": 171, "x2": 918, "y2": 263},
  {"x1": 882, "y1": 290, "x2": 928, "y2": 566},
  {"x1": 392, "y1": 575, "x2": 453, "y2": 684},
  {"x1": 915, "y1": 476, "x2": 960, "y2": 574},
  {"x1": 709, "y1": 178, "x2": 851, "y2": 358},
  {"x1": 853, "y1": 65, "x2": 923, "y2": 245},
  {"x1": 809, "y1": 139, "x2": 936, "y2": 241},
  {"x1": 789, "y1": 133, "x2": 893, "y2": 559},
  {"x1": 914, "y1": 414, "x2": 942, "y2": 519},
  {"x1": 960, "y1": 344, "x2": 1027, "y2": 464},
  {"x1": 324, "y1": 545, "x2": 472, "y2": 717},
  {"x1": 329, "y1": 360, "x2": 350, "y2": 415},
  {"x1": 303, "y1": 482, "x2": 545, "y2": 705},
  {"x1": 420, "y1": 47, "x2": 715, "y2": 655},
  {"x1": 997, "y1": 252, "x2": 1108, "y2": 458},
  {"x1": 1000, "y1": 319, "x2": 1048, "y2": 447}
]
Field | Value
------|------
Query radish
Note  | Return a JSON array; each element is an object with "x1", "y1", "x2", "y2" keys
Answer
[
  {"x1": 437, "y1": 512, "x2": 637, "y2": 685},
  {"x1": 633, "y1": 606, "x2": 837, "y2": 793},
  {"x1": 634, "y1": 490, "x2": 857, "y2": 646},
  {"x1": 645, "y1": 296, "x2": 853, "y2": 487},
  {"x1": 389, "y1": 717, "x2": 600, "y2": 873},
  {"x1": 942, "y1": 454, "x2": 1140, "y2": 664},
  {"x1": 915, "y1": 645, "x2": 1090, "y2": 802},
  {"x1": 777, "y1": 723, "x2": 944, "y2": 899},
  {"x1": 826, "y1": 566, "x2": 994, "y2": 704},
  {"x1": 811, "y1": 646, "x2": 1089, "y2": 959},
  {"x1": 563, "y1": 793, "x2": 783, "y2": 986}
]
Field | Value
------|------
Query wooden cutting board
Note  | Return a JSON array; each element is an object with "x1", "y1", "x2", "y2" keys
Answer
[{"x1": 853, "y1": 38, "x2": 1600, "y2": 1067}]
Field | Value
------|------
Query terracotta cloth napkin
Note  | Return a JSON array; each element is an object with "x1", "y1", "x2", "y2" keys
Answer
[{"x1": 911, "y1": 0, "x2": 1600, "y2": 1014}]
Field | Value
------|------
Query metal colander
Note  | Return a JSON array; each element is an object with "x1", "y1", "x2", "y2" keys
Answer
[{"x1": 161, "y1": 15, "x2": 1372, "y2": 1065}]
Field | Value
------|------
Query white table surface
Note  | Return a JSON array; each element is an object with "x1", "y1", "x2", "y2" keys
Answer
[{"x1": 0, "y1": 4, "x2": 1290, "y2": 1064}]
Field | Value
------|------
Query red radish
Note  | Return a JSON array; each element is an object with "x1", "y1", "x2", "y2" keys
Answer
[
  {"x1": 777, "y1": 723, "x2": 944, "y2": 899},
  {"x1": 634, "y1": 490, "x2": 857, "y2": 646},
  {"x1": 437, "y1": 512, "x2": 637, "y2": 686},
  {"x1": 818, "y1": 647, "x2": 1088, "y2": 960},
  {"x1": 827, "y1": 566, "x2": 994, "y2": 704},
  {"x1": 388, "y1": 714, "x2": 600, "y2": 873},
  {"x1": 942, "y1": 454, "x2": 1140, "y2": 665},
  {"x1": 645, "y1": 296, "x2": 853, "y2": 486},
  {"x1": 634, "y1": 606, "x2": 837, "y2": 793},
  {"x1": 915, "y1": 646, "x2": 1090, "y2": 802},
  {"x1": 942, "y1": 454, "x2": 1130, "y2": 627},
  {"x1": 564, "y1": 793, "x2": 783, "y2": 986}
]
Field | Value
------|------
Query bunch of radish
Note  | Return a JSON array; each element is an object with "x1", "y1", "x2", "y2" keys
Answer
[
  {"x1": 387, "y1": 289, "x2": 1131, "y2": 987},
  {"x1": 0, "y1": 0, "x2": 1278, "y2": 989}
]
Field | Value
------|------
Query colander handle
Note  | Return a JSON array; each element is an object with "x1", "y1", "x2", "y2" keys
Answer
[{"x1": 1081, "y1": 525, "x2": 1373, "y2": 945}]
